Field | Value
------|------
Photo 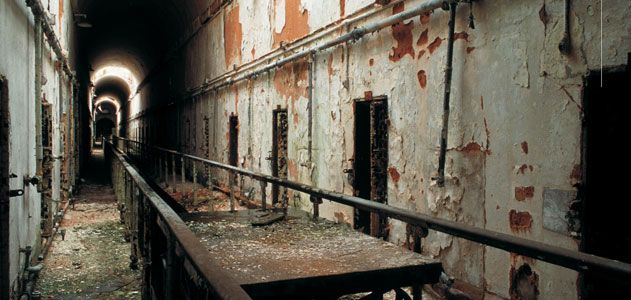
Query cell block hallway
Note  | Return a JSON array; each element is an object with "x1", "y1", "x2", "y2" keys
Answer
[{"x1": 1, "y1": 0, "x2": 630, "y2": 299}]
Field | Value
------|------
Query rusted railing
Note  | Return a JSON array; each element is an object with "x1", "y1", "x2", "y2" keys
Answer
[
  {"x1": 110, "y1": 136, "x2": 631, "y2": 281},
  {"x1": 105, "y1": 140, "x2": 252, "y2": 300}
]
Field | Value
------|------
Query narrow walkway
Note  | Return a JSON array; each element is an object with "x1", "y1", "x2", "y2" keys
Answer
[{"x1": 37, "y1": 149, "x2": 141, "y2": 299}]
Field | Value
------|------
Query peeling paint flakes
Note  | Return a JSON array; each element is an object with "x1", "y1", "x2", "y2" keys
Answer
[
  {"x1": 514, "y1": 186, "x2": 535, "y2": 201},
  {"x1": 340, "y1": 0, "x2": 345, "y2": 17},
  {"x1": 273, "y1": 0, "x2": 310, "y2": 48},
  {"x1": 389, "y1": 3, "x2": 415, "y2": 62},
  {"x1": 388, "y1": 167, "x2": 401, "y2": 183},
  {"x1": 273, "y1": 60, "x2": 309, "y2": 101},
  {"x1": 224, "y1": 4, "x2": 243, "y2": 68},
  {"x1": 509, "y1": 210, "x2": 532, "y2": 232},
  {"x1": 427, "y1": 37, "x2": 443, "y2": 55},
  {"x1": 466, "y1": 47, "x2": 475, "y2": 54},
  {"x1": 420, "y1": 11, "x2": 431, "y2": 25},
  {"x1": 417, "y1": 70, "x2": 427, "y2": 89},
  {"x1": 417, "y1": 29, "x2": 429, "y2": 46}
]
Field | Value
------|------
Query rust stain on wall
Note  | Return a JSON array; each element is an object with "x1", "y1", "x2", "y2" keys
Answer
[
  {"x1": 517, "y1": 164, "x2": 534, "y2": 174},
  {"x1": 417, "y1": 29, "x2": 429, "y2": 46},
  {"x1": 251, "y1": 47, "x2": 256, "y2": 60},
  {"x1": 389, "y1": 3, "x2": 415, "y2": 62},
  {"x1": 58, "y1": 0, "x2": 64, "y2": 33},
  {"x1": 388, "y1": 167, "x2": 401, "y2": 183},
  {"x1": 288, "y1": 159, "x2": 298, "y2": 179},
  {"x1": 224, "y1": 4, "x2": 243, "y2": 68},
  {"x1": 273, "y1": 0, "x2": 310, "y2": 48},
  {"x1": 420, "y1": 11, "x2": 431, "y2": 25},
  {"x1": 327, "y1": 53, "x2": 334, "y2": 77},
  {"x1": 466, "y1": 46, "x2": 476, "y2": 54},
  {"x1": 509, "y1": 210, "x2": 533, "y2": 232},
  {"x1": 273, "y1": 60, "x2": 309, "y2": 101},
  {"x1": 334, "y1": 211, "x2": 347, "y2": 224},
  {"x1": 340, "y1": 0, "x2": 346, "y2": 17},
  {"x1": 515, "y1": 186, "x2": 535, "y2": 201},
  {"x1": 458, "y1": 142, "x2": 490, "y2": 155},
  {"x1": 417, "y1": 70, "x2": 427, "y2": 89},
  {"x1": 521, "y1": 141, "x2": 529, "y2": 154},
  {"x1": 418, "y1": 49, "x2": 426, "y2": 59},
  {"x1": 454, "y1": 31, "x2": 469, "y2": 42},
  {"x1": 427, "y1": 37, "x2": 443, "y2": 54},
  {"x1": 570, "y1": 164, "x2": 581, "y2": 184},
  {"x1": 369, "y1": 58, "x2": 374, "y2": 66}
]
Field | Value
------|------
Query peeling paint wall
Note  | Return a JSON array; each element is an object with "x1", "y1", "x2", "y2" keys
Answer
[
  {"x1": 131, "y1": 0, "x2": 631, "y2": 298},
  {"x1": 0, "y1": 0, "x2": 76, "y2": 295}
]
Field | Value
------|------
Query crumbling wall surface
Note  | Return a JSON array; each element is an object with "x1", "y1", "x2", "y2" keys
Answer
[
  {"x1": 138, "y1": 0, "x2": 631, "y2": 299},
  {"x1": 0, "y1": 0, "x2": 76, "y2": 295}
]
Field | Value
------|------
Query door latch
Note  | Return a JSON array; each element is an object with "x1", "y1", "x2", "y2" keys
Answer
[{"x1": 9, "y1": 190, "x2": 24, "y2": 197}]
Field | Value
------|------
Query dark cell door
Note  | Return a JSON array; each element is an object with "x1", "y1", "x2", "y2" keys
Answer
[
  {"x1": 271, "y1": 107, "x2": 288, "y2": 206},
  {"x1": 581, "y1": 69, "x2": 631, "y2": 299},
  {"x1": 0, "y1": 77, "x2": 10, "y2": 300},
  {"x1": 353, "y1": 97, "x2": 388, "y2": 238},
  {"x1": 228, "y1": 115, "x2": 239, "y2": 167}
]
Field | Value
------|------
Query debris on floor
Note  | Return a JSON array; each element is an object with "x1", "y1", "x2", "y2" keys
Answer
[{"x1": 36, "y1": 183, "x2": 141, "y2": 299}]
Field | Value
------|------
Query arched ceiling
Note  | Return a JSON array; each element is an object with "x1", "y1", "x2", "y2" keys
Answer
[
  {"x1": 93, "y1": 76, "x2": 131, "y2": 106},
  {"x1": 72, "y1": 0, "x2": 209, "y2": 82}
]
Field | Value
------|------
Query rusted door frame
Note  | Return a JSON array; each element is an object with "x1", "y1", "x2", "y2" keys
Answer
[
  {"x1": 0, "y1": 76, "x2": 10, "y2": 300},
  {"x1": 352, "y1": 96, "x2": 389, "y2": 238},
  {"x1": 271, "y1": 107, "x2": 288, "y2": 205}
]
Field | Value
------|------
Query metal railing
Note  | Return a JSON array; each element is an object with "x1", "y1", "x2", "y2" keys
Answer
[
  {"x1": 110, "y1": 136, "x2": 631, "y2": 281},
  {"x1": 105, "y1": 140, "x2": 252, "y2": 300}
]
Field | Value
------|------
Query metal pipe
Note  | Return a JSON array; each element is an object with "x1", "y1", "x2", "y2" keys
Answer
[
  {"x1": 307, "y1": 51, "x2": 315, "y2": 163},
  {"x1": 25, "y1": 0, "x2": 74, "y2": 79},
  {"x1": 34, "y1": 15, "x2": 43, "y2": 178},
  {"x1": 109, "y1": 137, "x2": 631, "y2": 278},
  {"x1": 189, "y1": 0, "x2": 448, "y2": 98},
  {"x1": 435, "y1": 1, "x2": 457, "y2": 187}
]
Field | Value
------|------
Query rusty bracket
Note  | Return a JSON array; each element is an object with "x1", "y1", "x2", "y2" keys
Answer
[{"x1": 310, "y1": 195, "x2": 323, "y2": 220}]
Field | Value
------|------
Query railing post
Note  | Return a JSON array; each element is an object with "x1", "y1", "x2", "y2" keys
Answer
[
  {"x1": 165, "y1": 232, "x2": 174, "y2": 300},
  {"x1": 192, "y1": 161, "x2": 198, "y2": 200},
  {"x1": 181, "y1": 155, "x2": 185, "y2": 185},
  {"x1": 310, "y1": 195, "x2": 322, "y2": 220},
  {"x1": 409, "y1": 224, "x2": 428, "y2": 300},
  {"x1": 260, "y1": 181, "x2": 267, "y2": 210},
  {"x1": 158, "y1": 155, "x2": 163, "y2": 182},
  {"x1": 229, "y1": 171, "x2": 236, "y2": 212},
  {"x1": 163, "y1": 154, "x2": 168, "y2": 186},
  {"x1": 171, "y1": 153, "x2": 176, "y2": 184}
]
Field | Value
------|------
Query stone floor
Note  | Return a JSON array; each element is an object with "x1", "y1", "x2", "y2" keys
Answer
[{"x1": 36, "y1": 149, "x2": 141, "y2": 299}]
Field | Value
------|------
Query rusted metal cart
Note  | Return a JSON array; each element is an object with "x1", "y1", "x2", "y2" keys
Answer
[{"x1": 185, "y1": 209, "x2": 442, "y2": 300}]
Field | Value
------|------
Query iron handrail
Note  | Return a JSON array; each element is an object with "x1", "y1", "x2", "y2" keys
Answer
[
  {"x1": 107, "y1": 140, "x2": 253, "y2": 300},
  {"x1": 111, "y1": 136, "x2": 631, "y2": 278}
]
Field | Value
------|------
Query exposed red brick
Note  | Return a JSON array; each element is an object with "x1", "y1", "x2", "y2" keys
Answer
[
  {"x1": 515, "y1": 186, "x2": 535, "y2": 201},
  {"x1": 273, "y1": 0, "x2": 310, "y2": 48},
  {"x1": 521, "y1": 141, "x2": 529, "y2": 154},
  {"x1": 509, "y1": 210, "x2": 532, "y2": 231},
  {"x1": 224, "y1": 4, "x2": 243, "y2": 68},
  {"x1": 417, "y1": 29, "x2": 429, "y2": 46},
  {"x1": 388, "y1": 167, "x2": 401, "y2": 183},
  {"x1": 417, "y1": 70, "x2": 427, "y2": 89},
  {"x1": 389, "y1": 3, "x2": 415, "y2": 62},
  {"x1": 427, "y1": 37, "x2": 443, "y2": 54}
]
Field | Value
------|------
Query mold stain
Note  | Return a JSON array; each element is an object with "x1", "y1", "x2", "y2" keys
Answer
[
  {"x1": 273, "y1": 0, "x2": 310, "y2": 48},
  {"x1": 273, "y1": 60, "x2": 309, "y2": 101},
  {"x1": 514, "y1": 186, "x2": 535, "y2": 201},
  {"x1": 389, "y1": 3, "x2": 415, "y2": 62},
  {"x1": 509, "y1": 210, "x2": 533, "y2": 232},
  {"x1": 427, "y1": 37, "x2": 443, "y2": 54},
  {"x1": 417, "y1": 70, "x2": 427, "y2": 89},
  {"x1": 224, "y1": 4, "x2": 243, "y2": 68}
]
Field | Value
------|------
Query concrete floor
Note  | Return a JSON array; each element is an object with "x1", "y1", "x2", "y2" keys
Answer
[{"x1": 36, "y1": 150, "x2": 140, "y2": 299}]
